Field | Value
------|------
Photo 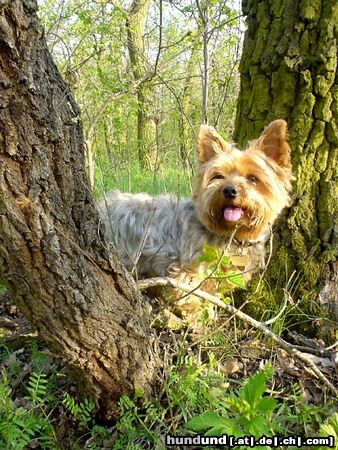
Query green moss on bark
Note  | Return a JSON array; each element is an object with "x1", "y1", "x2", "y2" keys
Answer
[
  {"x1": 300, "y1": 0, "x2": 322, "y2": 21},
  {"x1": 235, "y1": 0, "x2": 337, "y2": 339}
]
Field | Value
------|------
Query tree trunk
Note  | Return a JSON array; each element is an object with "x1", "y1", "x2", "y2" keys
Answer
[
  {"x1": 126, "y1": 0, "x2": 156, "y2": 170},
  {"x1": 0, "y1": 0, "x2": 157, "y2": 417},
  {"x1": 200, "y1": 1, "x2": 210, "y2": 124},
  {"x1": 235, "y1": 0, "x2": 337, "y2": 337},
  {"x1": 137, "y1": 86, "x2": 157, "y2": 169},
  {"x1": 178, "y1": 36, "x2": 200, "y2": 167}
]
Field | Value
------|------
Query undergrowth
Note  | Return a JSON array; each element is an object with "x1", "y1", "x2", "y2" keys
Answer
[
  {"x1": 0, "y1": 369, "x2": 57, "y2": 449},
  {"x1": 0, "y1": 340, "x2": 336, "y2": 450}
]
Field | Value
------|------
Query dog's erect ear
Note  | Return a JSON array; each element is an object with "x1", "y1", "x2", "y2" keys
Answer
[
  {"x1": 258, "y1": 119, "x2": 291, "y2": 169},
  {"x1": 198, "y1": 125, "x2": 229, "y2": 164}
]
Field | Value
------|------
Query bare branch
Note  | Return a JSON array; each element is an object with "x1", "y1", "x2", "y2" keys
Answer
[{"x1": 138, "y1": 277, "x2": 338, "y2": 396}]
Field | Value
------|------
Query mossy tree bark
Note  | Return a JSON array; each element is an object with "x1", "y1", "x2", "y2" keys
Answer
[
  {"x1": 126, "y1": 0, "x2": 156, "y2": 170},
  {"x1": 235, "y1": 0, "x2": 337, "y2": 337},
  {"x1": 0, "y1": 0, "x2": 157, "y2": 417}
]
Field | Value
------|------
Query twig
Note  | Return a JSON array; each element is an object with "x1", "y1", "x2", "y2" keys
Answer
[
  {"x1": 137, "y1": 276, "x2": 338, "y2": 396},
  {"x1": 326, "y1": 341, "x2": 338, "y2": 351},
  {"x1": 289, "y1": 345, "x2": 334, "y2": 358},
  {"x1": 263, "y1": 289, "x2": 290, "y2": 326}
]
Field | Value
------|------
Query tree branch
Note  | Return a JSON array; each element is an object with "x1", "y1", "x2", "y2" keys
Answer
[{"x1": 137, "y1": 277, "x2": 338, "y2": 396}]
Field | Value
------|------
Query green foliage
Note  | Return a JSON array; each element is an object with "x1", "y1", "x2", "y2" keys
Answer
[
  {"x1": 280, "y1": 384, "x2": 338, "y2": 436},
  {"x1": 0, "y1": 371, "x2": 57, "y2": 450},
  {"x1": 198, "y1": 244, "x2": 246, "y2": 292},
  {"x1": 62, "y1": 392, "x2": 96, "y2": 428},
  {"x1": 0, "y1": 342, "x2": 336, "y2": 449},
  {"x1": 38, "y1": 0, "x2": 241, "y2": 188},
  {"x1": 112, "y1": 353, "x2": 227, "y2": 449},
  {"x1": 187, "y1": 365, "x2": 279, "y2": 442},
  {"x1": 26, "y1": 372, "x2": 48, "y2": 405},
  {"x1": 167, "y1": 354, "x2": 226, "y2": 420},
  {"x1": 318, "y1": 413, "x2": 338, "y2": 450},
  {"x1": 111, "y1": 356, "x2": 337, "y2": 449}
]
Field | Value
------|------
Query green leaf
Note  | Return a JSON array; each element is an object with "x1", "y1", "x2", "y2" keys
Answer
[
  {"x1": 205, "y1": 419, "x2": 241, "y2": 436},
  {"x1": 320, "y1": 424, "x2": 337, "y2": 437},
  {"x1": 226, "y1": 271, "x2": 246, "y2": 289},
  {"x1": 197, "y1": 244, "x2": 220, "y2": 263},
  {"x1": 187, "y1": 411, "x2": 225, "y2": 431},
  {"x1": 257, "y1": 397, "x2": 278, "y2": 413},
  {"x1": 240, "y1": 371, "x2": 267, "y2": 406},
  {"x1": 205, "y1": 426, "x2": 226, "y2": 436},
  {"x1": 220, "y1": 256, "x2": 231, "y2": 265},
  {"x1": 319, "y1": 412, "x2": 338, "y2": 449},
  {"x1": 242, "y1": 415, "x2": 267, "y2": 436}
]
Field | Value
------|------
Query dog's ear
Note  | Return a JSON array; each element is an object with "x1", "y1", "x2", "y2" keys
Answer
[
  {"x1": 258, "y1": 119, "x2": 291, "y2": 169},
  {"x1": 198, "y1": 125, "x2": 229, "y2": 164}
]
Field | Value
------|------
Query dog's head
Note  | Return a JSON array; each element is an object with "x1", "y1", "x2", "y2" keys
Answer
[{"x1": 193, "y1": 120, "x2": 294, "y2": 241}]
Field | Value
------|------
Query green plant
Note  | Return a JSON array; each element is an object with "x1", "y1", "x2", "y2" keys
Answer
[
  {"x1": 0, "y1": 371, "x2": 57, "y2": 449},
  {"x1": 276, "y1": 384, "x2": 338, "y2": 436},
  {"x1": 198, "y1": 244, "x2": 246, "y2": 292},
  {"x1": 167, "y1": 353, "x2": 226, "y2": 422},
  {"x1": 318, "y1": 413, "x2": 338, "y2": 450},
  {"x1": 113, "y1": 394, "x2": 165, "y2": 450},
  {"x1": 187, "y1": 365, "x2": 279, "y2": 442},
  {"x1": 85, "y1": 424, "x2": 113, "y2": 450},
  {"x1": 63, "y1": 392, "x2": 96, "y2": 428},
  {"x1": 95, "y1": 162, "x2": 193, "y2": 199},
  {"x1": 26, "y1": 371, "x2": 48, "y2": 406},
  {"x1": 111, "y1": 353, "x2": 226, "y2": 449}
]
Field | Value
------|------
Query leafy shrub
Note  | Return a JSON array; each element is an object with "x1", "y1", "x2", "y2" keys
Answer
[{"x1": 187, "y1": 365, "x2": 279, "y2": 442}]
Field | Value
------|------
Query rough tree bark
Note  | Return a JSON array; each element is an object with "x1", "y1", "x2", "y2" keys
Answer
[
  {"x1": 0, "y1": 0, "x2": 157, "y2": 417},
  {"x1": 235, "y1": 0, "x2": 337, "y2": 337},
  {"x1": 126, "y1": 0, "x2": 156, "y2": 170}
]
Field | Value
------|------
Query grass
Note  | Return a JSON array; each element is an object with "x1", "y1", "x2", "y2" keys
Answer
[{"x1": 94, "y1": 155, "x2": 194, "y2": 198}]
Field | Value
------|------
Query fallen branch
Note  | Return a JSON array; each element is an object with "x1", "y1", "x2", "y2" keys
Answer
[
  {"x1": 138, "y1": 276, "x2": 338, "y2": 396},
  {"x1": 2, "y1": 332, "x2": 38, "y2": 351}
]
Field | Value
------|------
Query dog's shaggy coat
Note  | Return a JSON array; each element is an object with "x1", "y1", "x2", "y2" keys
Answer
[{"x1": 99, "y1": 120, "x2": 293, "y2": 281}]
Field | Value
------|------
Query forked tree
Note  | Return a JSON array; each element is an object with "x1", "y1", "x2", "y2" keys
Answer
[
  {"x1": 0, "y1": 0, "x2": 157, "y2": 417},
  {"x1": 235, "y1": 0, "x2": 337, "y2": 335}
]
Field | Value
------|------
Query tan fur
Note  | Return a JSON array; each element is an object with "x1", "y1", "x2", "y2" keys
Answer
[{"x1": 194, "y1": 120, "x2": 294, "y2": 241}]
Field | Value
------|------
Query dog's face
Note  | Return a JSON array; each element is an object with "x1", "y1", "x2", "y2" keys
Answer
[{"x1": 193, "y1": 120, "x2": 294, "y2": 241}]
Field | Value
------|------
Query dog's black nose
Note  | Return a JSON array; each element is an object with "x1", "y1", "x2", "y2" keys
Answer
[{"x1": 223, "y1": 186, "x2": 238, "y2": 198}]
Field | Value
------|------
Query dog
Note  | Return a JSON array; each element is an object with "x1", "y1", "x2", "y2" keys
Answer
[{"x1": 98, "y1": 120, "x2": 293, "y2": 320}]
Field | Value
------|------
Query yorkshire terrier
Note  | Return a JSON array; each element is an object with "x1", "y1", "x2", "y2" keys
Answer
[{"x1": 99, "y1": 120, "x2": 293, "y2": 319}]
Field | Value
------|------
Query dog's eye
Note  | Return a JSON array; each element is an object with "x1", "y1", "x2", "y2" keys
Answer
[
  {"x1": 210, "y1": 174, "x2": 224, "y2": 181},
  {"x1": 247, "y1": 175, "x2": 258, "y2": 184}
]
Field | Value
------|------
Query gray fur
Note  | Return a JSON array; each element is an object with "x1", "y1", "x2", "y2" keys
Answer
[{"x1": 97, "y1": 190, "x2": 266, "y2": 278}]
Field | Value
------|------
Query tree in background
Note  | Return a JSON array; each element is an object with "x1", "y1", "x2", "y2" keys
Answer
[
  {"x1": 126, "y1": 0, "x2": 157, "y2": 169},
  {"x1": 38, "y1": 0, "x2": 241, "y2": 188},
  {"x1": 235, "y1": 0, "x2": 337, "y2": 337}
]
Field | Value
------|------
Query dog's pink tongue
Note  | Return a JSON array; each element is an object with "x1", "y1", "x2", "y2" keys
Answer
[{"x1": 223, "y1": 206, "x2": 243, "y2": 222}]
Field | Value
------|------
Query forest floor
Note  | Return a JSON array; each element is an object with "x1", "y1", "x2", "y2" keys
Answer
[{"x1": 0, "y1": 286, "x2": 337, "y2": 450}]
